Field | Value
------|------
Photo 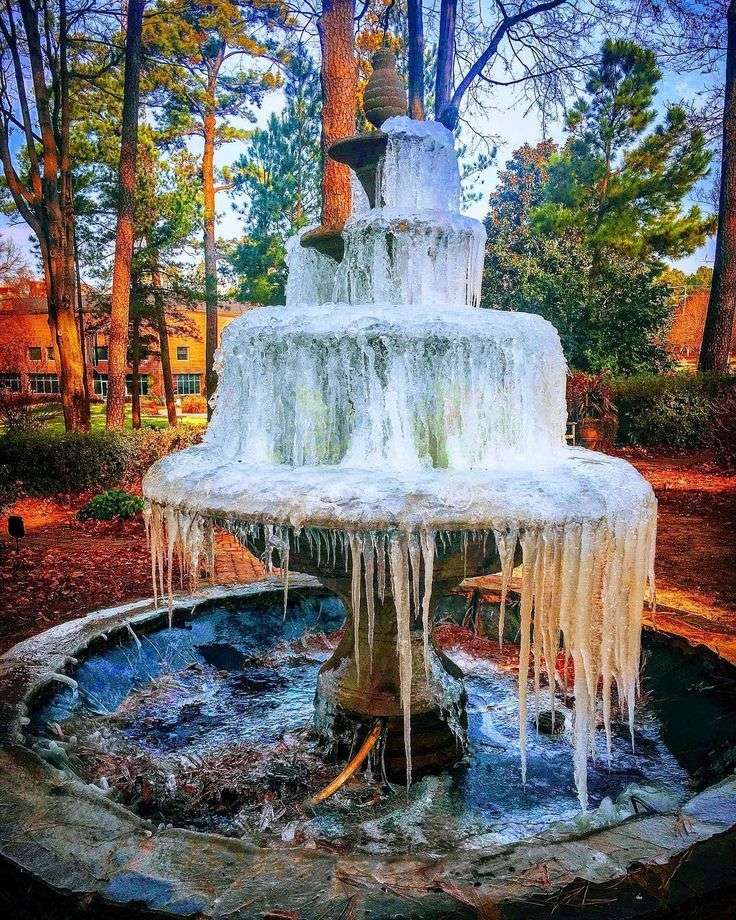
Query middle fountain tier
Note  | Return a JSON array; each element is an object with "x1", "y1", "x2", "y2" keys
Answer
[{"x1": 144, "y1": 116, "x2": 657, "y2": 807}]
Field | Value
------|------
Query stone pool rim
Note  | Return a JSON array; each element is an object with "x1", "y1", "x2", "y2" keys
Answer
[{"x1": 1, "y1": 579, "x2": 736, "y2": 919}]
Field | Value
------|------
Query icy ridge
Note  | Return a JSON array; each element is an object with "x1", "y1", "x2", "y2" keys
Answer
[{"x1": 205, "y1": 303, "x2": 567, "y2": 468}]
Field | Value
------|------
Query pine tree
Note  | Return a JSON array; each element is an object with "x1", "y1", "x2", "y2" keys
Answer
[
  {"x1": 228, "y1": 49, "x2": 322, "y2": 304},
  {"x1": 533, "y1": 40, "x2": 715, "y2": 267}
]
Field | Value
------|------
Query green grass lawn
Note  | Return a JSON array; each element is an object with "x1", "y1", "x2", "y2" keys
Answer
[{"x1": 28, "y1": 402, "x2": 208, "y2": 434}]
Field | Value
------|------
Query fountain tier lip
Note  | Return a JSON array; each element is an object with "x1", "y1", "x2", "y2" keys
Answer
[
  {"x1": 220, "y1": 301, "x2": 560, "y2": 339},
  {"x1": 144, "y1": 448, "x2": 654, "y2": 533}
]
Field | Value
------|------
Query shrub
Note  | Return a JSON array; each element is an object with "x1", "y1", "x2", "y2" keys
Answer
[
  {"x1": 613, "y1": 372, "x2": 736, "y2": 449},
  {"x1": 0, "y1": 390, "x2": 62, "y2": 433},
  {"x1": 179, "y1": 395, "x2": 208, "y2": 414},
  {"x1": 78, "y1": 489, "x2": 145, "y2": 521},
  {"x1": 0, "y1": 426, "x2": 203, "y2": 496},
  {"x1": 0, "y1": 464, "x2": 18, "y2": 513},
  {"x1": 567, "y1": 372, "x2": 617, "y2": 422},
  {"x1": 711, "y1": 388, "x2": 736, "y2": 470}
]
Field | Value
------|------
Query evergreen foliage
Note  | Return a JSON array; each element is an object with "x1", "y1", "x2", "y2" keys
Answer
[
  {"x1": 483, "y1": 41, "x2": 716, "y2": 375},
  {"x1": 228, "y1": 48, "x2": 322, "y2": 304}
]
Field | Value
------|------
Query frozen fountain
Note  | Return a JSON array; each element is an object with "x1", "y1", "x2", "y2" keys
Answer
[{"x1": 143, "y1": 113, "x2": 657, "y2": 811}]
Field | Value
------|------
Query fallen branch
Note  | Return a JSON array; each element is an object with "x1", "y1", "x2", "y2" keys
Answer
[{"x1": 308, "y1": 722, "x2": 382, "y2": 806}]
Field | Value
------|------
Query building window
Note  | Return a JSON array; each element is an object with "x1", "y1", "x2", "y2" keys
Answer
[
  {"x1": 126, "y1": 374, "x2": 149, "y2": 396},
  {"x1": 29, "y1": 373, "x2": 60, "y2": 394},
  {"x1": 0, "y1": 373, "x2": 21, "y2": 392},
  {"x1": 93, "y1": 372, "x2": 107, "y2": 397},
  {"x1": 27, "y1": 346, "x2": 42, "y2": 361},
  {"x1": 94, "y1": 344, "x2": 108, "y2": 363},
  {"x1": 46, "y1": 346, "x2": 54, "y2": 360},
  {"x1": 175, "y1": 373, "x2": 200, "y2": 395},
  {"x1": 176, "y1": 345, "x2": 189, "y2": 361},
  {"x1": 94, "y1": 373, "x2": 150, "y2": 398}
]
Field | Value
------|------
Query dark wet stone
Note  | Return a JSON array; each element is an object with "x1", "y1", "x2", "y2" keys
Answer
[
  {"x1": 229, "y1": 668, "x2": 287, "y2": 693},
  {"x1": 537, "y1": 710, "x2": 566, "y2": 736},
  {"x1": 196, "y1": 642, "x2": 249, "y2": 671}
]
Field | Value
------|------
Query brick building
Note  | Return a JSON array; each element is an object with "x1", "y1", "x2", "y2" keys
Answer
[
  {"x1": 667, "y1": 287, "x2": 736, "y2": 366},
  {"x1": 0, "y1": 280, "x2": 254, "y2": 400}
]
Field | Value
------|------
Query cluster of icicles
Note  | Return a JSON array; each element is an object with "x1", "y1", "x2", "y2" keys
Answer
[{"x1": 145, "y1": 502, "x2": 656, "y2": 809}]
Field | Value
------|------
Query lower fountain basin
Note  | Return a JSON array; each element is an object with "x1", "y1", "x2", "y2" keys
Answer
[
  {"x1": 3, "y1": 581, "x2": 736, "y2": 918},
  {"x1": 143, "y1": 447, "x2": 653, "y2": 533}
]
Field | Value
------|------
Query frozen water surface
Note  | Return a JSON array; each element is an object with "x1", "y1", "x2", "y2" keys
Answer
[{"x1": 29, "y1": 594, "x2": 693, "y2": 853}]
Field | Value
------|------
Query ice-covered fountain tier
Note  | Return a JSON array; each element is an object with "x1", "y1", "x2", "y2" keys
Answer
[{"x1": 144, "y1": 118, "x2": 656, "y2": 807}]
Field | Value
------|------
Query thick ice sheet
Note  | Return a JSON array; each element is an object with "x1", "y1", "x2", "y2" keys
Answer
[{"x1": 207, "y1": 303, "x2": 567, "y2": 468}]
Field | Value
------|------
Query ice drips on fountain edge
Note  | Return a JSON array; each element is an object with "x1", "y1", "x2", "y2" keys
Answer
[{"x1": 143, "y1": 116, "x2": 657, "y2": 809}]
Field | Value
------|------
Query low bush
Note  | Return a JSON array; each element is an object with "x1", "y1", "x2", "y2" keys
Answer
[
  {"x1": 179, "y1": 395, "x2": 208, "y2": 414},
  {"x1": 78, "y1": 489, "x2": 145, "y2": 521},
  {"x1": 612, "y1": 372, "x2": 736, "y2": 449},
  {"x1": 711, "y1": 387, "x2": 736, "y2": 469},
  {"x1": 0, "y1": 464, "x2": 18, "y2": 512},
  {"x1": 0, "y1": 425, "x2": 202, "y2": 496},
  {"x1": 0, "y1": 390, "x2": 63, "y2": 433}
]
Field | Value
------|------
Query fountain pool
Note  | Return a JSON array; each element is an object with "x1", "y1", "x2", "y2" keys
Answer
[{"x1": 25, "y1": 589, "x2": 699, "y2": 849}]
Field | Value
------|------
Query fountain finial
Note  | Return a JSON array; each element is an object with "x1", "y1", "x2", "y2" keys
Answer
[{"x1": 363, "y1": 49, "x2": 407, "y2": 129}]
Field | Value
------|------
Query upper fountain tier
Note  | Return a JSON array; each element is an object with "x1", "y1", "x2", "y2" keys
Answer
[{"x1": 330, "y1": 117, "x2": 487, "y2": 309}]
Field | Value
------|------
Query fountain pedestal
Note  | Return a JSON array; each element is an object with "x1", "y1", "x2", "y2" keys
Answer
[
  {"x1": 314, "y1": 597, "x2": 466, "y2": 778},
  {"x1": 284, "y1": 532, "x2": 503, "y2": 779}
]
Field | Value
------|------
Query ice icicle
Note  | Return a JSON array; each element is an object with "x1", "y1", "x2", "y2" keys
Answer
[
  {"x1": 408, "y1": 534, "x2": 421, "y2": 621},
  {"x1": 349, "y1": 533, "x2": 363, "y2": 680},
  {"x1": 282, "y1": 537, "x2": 290, "y2": 620},
  {"x1": 517, "y1": 529, "x2": 539, "y2": 784},
  {"x1": 164, "y1": 506, "x2": 178, "y2": 625},
  {"x1": 493, "y1": 527, "x2": 518, "y2": 647},
  {"x1": 363, "y1": 537, "x2": 376, "y2": 672},
  {"x1": 389, "y1": 532, "x2": 413, "y2": 787},
  {"x1": 420, "y1": 530, "x2": 435, "y2": 681},
  {"x1": 377, "y1": 537, "x2": 386, "y2": 603}
]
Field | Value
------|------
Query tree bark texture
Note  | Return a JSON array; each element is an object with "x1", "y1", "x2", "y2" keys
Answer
[
  {"x1": 318, "y1": 0, "x2": 357, "y2": 229},
  {"x1": 4, "y1": 1, "x2": 90, "y2": 430},
  {"x1": 699, "y1": 0, "x2": 736, "y2": 371},
  {"x1": 202, "y1": 108, "x2": 218, "y2": 418},
  {"x1": 107, "y1": 0, "x2": 145, "y2": 429},
  {"x1": 407, "y1": 0, "x2": 425, "y2": 119},
  {"x1": 130, "y1": 313, "x2": 141, "y2": 429},
  {"x1": 434, "y1": 0, "x2": 457, "y2": 127},
  {"x1": 152, "y1": 262, "x2": 177, "y2": 427}
]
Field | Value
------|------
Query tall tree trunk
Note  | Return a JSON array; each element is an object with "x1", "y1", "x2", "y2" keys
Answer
[
  {"x1": 407, "y1": 0, "x2": 425, "y2": 119},
  {"x1": 107, "y1": 0, "x2": 145, "y2": 429},
  {"x1": 131, "y1": 314, "x2": 141, "y2": 429},
  {"x1": 699, "y1": 0, "x2": 736, "y2": 372},
  {"x1": 152, "y1": 262, "x2": 177, "y2": 427},
  {"x1": 72, "y1": 208, "x2": 89, "y2": 401},
  {"x1": 435, "y1": 0, "x2": 457, "y2": 127},
  {"x1": 14, "y1": 0, "x2": 89, "y2": 431},
  {"x1": 317, "y1": 0, "x2": 357, "y2": 229},
  {"x1": 202, "y1": 107, "x2": 218, "y2": 419}
]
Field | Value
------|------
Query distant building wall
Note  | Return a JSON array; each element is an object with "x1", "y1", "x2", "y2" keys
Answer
[
  {"x1": 0, "y1": 281, "x2": 255, "y2": 400},
  {"x1": 667, "y1": 288, "x2": 736, "y2": 366}
]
